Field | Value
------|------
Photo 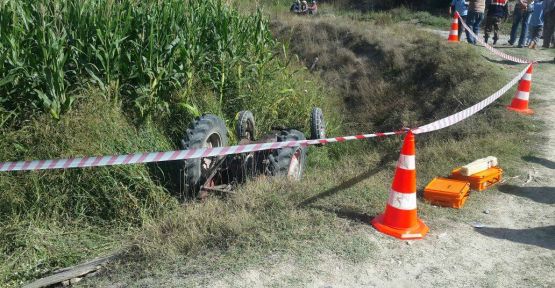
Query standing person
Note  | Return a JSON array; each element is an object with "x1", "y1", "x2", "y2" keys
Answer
[
  {"x1": 300, "y1": 0, "x2": 308, "y2": 14},
  {"x1": 308, "y1": 0, "x2": 318, "y2": 15},
  {"x1": 508, "y1": 1, "x2": 534, "y2": 47},
  {"x1": 450, "y1": 0, "x2": 470, "y2": 41},
  {"x1": 290, "y1": 0, "x2": 300, "y2": 13},
  {"x1": 528, "y1": 0, "x2": 544, "y2": 48},
  {"x1": 543, "y1": 0, "x2": 555, "y2": 48},
  {"x1": 467, "y1": 0, "x2": 487, "y2": 44},
  {"x1": 484, "y1": 0, "x2": 509, "y2": 44}
]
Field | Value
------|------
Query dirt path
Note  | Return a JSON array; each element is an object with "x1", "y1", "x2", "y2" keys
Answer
[{"x1": 204, "y1": 41, "x2": 555, "y2": 287}]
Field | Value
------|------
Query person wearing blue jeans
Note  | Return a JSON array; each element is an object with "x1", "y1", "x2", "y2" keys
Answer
[
  {"x1": 527, "y1": 0, "x2": 544, "y2": 48},
  {"x1": 466, "y1": 0, "x2": 486, "y2": 44},
  {"x1": 450, "y1": 0, "x2": 469, "y2": 41},
  {"x1": 508, "y1": 1, "x2": 533, "y2": 47}
]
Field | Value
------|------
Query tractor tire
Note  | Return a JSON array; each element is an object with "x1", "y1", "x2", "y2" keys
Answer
[
  {"x1": 268, "y1": 129, "x2": 307, "y2": 181},
  {"x1": 235, "y1": 110, "x2": 255, "y2": 141},
  {"x1": 310, "y1": 107, "x2": 326, "y2": 140},
  {"x1": 181, "y1": 114, "x2": 228, "y2": 197}
]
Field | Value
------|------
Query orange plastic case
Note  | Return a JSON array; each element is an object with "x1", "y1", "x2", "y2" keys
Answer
[
  {"x1": 423, "y1": 177, "x2": 470, "y2": 209},
  {"x1": 450, "y1": 166, "x2": 503, "y2": 191}
]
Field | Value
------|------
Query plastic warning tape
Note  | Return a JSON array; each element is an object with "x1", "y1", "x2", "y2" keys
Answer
[
  {"x1": 0, "y1": 63, "x2": 531, "y2": 173},
  {"x1": 413, "y1": 63, "x2": 530, "y2": 134},
  {"x1": 0, "y1": 131, "x2": 404, "y2": 172},
  {"x1": 457, "y1": 14, "x2": 534, "y2": 64}
]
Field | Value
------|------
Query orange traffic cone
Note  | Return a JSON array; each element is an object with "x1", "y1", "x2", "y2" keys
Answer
[
  {"x1": 507, "y1": 65, "x2": 534, "y2": 115},
  {"x1": 448, "y1": 12, "x2": 459, "y2": 42},
  {"x1": 371, "y1": 131, "x2": 429, "y2": 240}
]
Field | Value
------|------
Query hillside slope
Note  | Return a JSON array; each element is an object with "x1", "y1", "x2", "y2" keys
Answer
[{"x1": 76, "y1": 12, "x2": 553, "y2": 288}]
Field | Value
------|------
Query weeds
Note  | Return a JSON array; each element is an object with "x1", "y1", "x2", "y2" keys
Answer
[
  {"x1": 0, "y1": 5, "x2": 331, "y2": 283},
  {"x1": 0, "y1": 93, "x2": 179, "y2": 286}
]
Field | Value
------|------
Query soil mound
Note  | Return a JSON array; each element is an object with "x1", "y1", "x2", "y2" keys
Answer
[{"x1": 271, "y1": 17, "x2": 504, "y2": 133}]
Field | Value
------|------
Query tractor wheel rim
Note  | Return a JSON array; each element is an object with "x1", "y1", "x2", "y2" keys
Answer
[
  {"x1": 202, "y1": 133, "x2": 222, "y2": 171},
  {"x1": 318, "y1": 114, "x2": 326, "y2": 138},
  {"x1": 287, "y1": 148, "x2": 302, "y2": 180},
  {"x1": 319, "y1": 127, "x2": 326, "y2": 139}
]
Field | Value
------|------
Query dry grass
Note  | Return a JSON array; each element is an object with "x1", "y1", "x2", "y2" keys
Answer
[
  {"x1": 271, "y1": 16, "x2": 510, "y2": 134},
  {"x1": 84, "y1": 115, "x2": 541, "y2": 286}
]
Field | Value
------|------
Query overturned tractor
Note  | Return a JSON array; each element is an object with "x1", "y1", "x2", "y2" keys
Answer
[{"x1": 181, "y1": 108, "x2": 326, "y2": 198}]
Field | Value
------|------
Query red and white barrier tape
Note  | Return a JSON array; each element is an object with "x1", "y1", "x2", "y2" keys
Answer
[
  {"x1": 413, "y1": 63, "x2": 530, "y2": 134},
  {"x1": 0, "y1": 58, "x2": 531, "y2": 172},
  {"x1": 457, "y1": 14, "x2": 534, "y2": 64},
  {"x1": 0, "y1": 131, "x2": 404, "y2": 172}
]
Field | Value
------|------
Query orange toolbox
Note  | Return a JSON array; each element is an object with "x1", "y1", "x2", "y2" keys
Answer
[
  {"x1": 450, "y1": 166, "x2": 503, "y2": 191},
  {"x1": 423, "y1": 177, "x2": 470, "y2": 209}
]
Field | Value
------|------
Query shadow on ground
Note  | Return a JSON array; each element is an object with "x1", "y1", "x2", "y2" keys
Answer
[
  {"x1": 489, "y1": 46, "x2": 520, "y2": 50},
  {"x1": 310, "y1": 205, "x2": 375, "y2": 225},
  {"x1": 522, "y1": 155, "x2": 555, "y2": 170},
  {"x1": 298, "y1": 153, "x2": 396, "y2": 207},
  {"x1": 475, "y1": 225, "x2": 555, "y2": 250},
  {"x1": 148, "y1": 160, "x2": 187, "y2": 201},
  {"x1": 497, "y1": 184, "x2": 555, "y2": 205},
  {"x1": 481, "y1": 55, "x2": 520, "y2": 65},
  {"x1": 298, "y1": 166, "x2": 385, "y2": 207},
  {"x1": 297, "y1": 153, "x2": 397, "y2": 224}
]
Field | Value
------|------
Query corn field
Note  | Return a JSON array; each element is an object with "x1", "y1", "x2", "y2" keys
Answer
[{"x1": 1, "y1": 0, "x2": 311, "y2": 128}]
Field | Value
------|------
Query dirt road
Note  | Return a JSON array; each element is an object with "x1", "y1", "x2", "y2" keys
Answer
[{"x1": 203, "y1": 42, "x2": 555, "y2": 288}]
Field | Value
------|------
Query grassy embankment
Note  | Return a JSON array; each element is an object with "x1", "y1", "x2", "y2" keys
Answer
[
  {"x1": 0, "y1": 0, "x2": 331, "y2": 286},
  {"x1": 86, "y1": 7, "x2": 542, "y2": 287},
  {"x1": 0, "y1": 1, "x2": 543, "y2": 286}
]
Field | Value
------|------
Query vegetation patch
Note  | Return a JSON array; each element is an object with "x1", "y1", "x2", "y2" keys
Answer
[
  {"x1": 0, "y1": 1, "x2": 331, "y2": 286},
  {"x1": 0, "y1": 94, "x2": 178, "y2": 285},
  {"x1": 0, "y1": 2, "x2": 543, "y2": 287},
  {"x1": 0, "y1": 0, "x2": 324, "y2": 133},
  {"x1": 272, "y1": 17, "x2": 506, "y2": 133},
  {"x1": 84, "y1": 14, "x2": 541, "y2": 287}
]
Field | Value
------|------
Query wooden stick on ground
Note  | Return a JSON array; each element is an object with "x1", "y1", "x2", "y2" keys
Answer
[{"x1": 23, "y1": 253, "x2": 119, "y2": 288}]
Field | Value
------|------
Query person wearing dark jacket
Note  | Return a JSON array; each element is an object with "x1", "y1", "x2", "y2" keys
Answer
[
  {"x1": 484, "y1": 0, "x2": 509, "y2": 44},
  {"x1": 543, "y1": 0, "x2": 555, "y2": 48}
]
